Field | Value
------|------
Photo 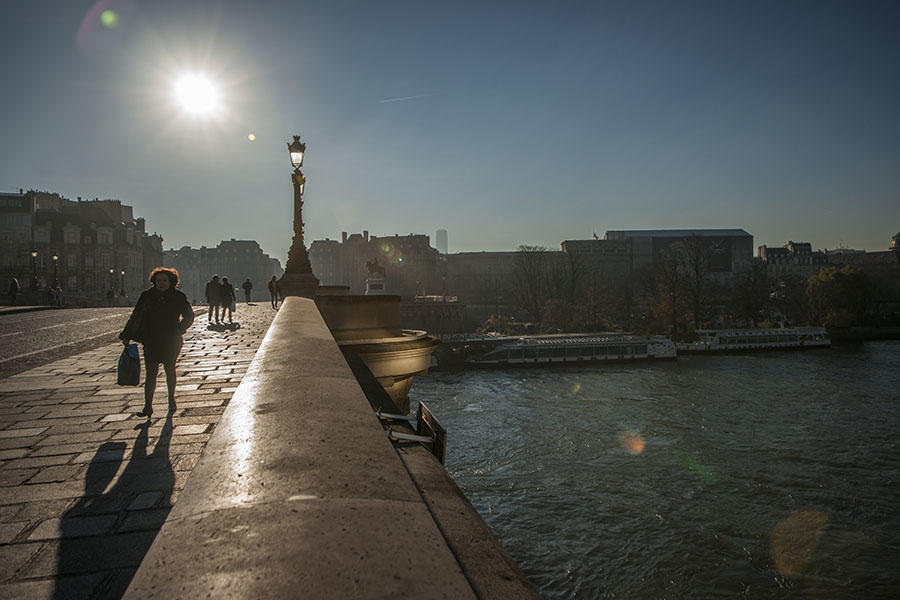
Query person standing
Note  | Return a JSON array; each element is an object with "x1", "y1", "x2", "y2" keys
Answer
[
  {"x1": 52, "y1": 280, "x2": 63, "y2": 307},
  {"x1": 241, "y1": 278, "x2": 252, "y2": 304},
  {"x1": 205, "y1": 274, "x2": 221, "y2": 324},
  {"x1": 8, "y1": 277, "x2": 19, "y2": 305},
  {"x1": 220, "y1": 276, "x2": 236, "y2": 323},
  {"x1": 268, "y1": 275, "x2": 279, "y2": 309},
  {"x1": 119, "y1": 267, "x2": 194, "y2": 417}
]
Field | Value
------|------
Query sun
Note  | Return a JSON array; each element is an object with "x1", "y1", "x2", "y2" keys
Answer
[{"x1": 173, "y1": 73, "x2": 221, "y2": 116}]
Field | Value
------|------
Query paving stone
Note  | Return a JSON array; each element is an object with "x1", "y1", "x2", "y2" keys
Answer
[
  {"x1": 127, "y1": 491, "x2": 162, "y2": 511},
  {"x1": 171, "y1": 424, "x2": 209, "y2": 435},
  {"x1": 2, "y1": 455, "x2": 73, "y2": 470},
  {"x1": 0, "y1": 468, "x2": 40, "y2": 486},
  {"x1": 0, "y1": 521, "x2": 27, "y2": 543},
  {"x1": 27, "y1": 465, "x2": 84, "y2": 484},
  {"x1": 28, "y1": 515, "x2": 118, "y2": 540},
  {"x1": 0, "y1": 542, "x2": 43, "y2": 579},
  {"x1": 0, "y1": 427, "x2": 47, "y2": 439},
  {"x1": 0, "y1": 576, "x2": 97, "y2": 600},
  {"x1": 0, "y1": 448, "x2": 30, "y2": 460}
]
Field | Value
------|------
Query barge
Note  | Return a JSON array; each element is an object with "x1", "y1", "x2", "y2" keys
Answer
[
  {"x1": 677, "y1": 327, "x2": 830, "y2": 353},
  {"x1": 465, "y1": 334, "x2": 676, "y2": 366}
]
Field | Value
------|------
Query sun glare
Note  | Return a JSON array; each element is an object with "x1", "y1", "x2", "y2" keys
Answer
[{"x1": 173, "y1": 73, "x2": 220, "y2": 116}]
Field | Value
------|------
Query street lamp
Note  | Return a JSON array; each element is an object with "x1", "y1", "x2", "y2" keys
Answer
[
  {"x1": 120, "y1": 269, "x2": 126, "y2": 296},
  {"x1": 30, "y1": 250, "x2": 38, "y2": 290},
  {"x1": 109, "y1": 268, "x2": 115, "y2": 292},
  {"x1": 278, "y1": 134, "x2": 319, "y2": 297},
  {"x1": 52, "y1": 254, "x2": 59, "y2": 285}
]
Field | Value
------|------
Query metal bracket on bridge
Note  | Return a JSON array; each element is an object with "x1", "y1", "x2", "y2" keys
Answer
[{"x1": 381, "y1": 401, "x2": 446, "y2": 464}]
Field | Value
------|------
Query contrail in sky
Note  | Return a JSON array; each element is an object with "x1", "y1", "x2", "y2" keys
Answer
[{"x1": 378, "y1": 93, "x2": 437, "y2": 103}]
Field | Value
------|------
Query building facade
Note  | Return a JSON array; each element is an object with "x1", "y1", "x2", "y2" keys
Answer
[
  {"x1": 604, "y1": 228, "x2": 754, "y2": 284},
  {"x1": 309, "y1": 231, "x2": 442, "y2": 299},
  {"x1": 1, "y1": 190, "x2": 163, "y2": 304},
  {"x1": 757, "y1": 240, "x2": 827, "y2": 280}
]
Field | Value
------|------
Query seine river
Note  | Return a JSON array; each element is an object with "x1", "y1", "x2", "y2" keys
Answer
[{"x1": 409, "y1": 341, "x2": 900, "y2": 599}]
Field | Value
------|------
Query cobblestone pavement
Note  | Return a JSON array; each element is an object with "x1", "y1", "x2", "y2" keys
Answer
[{"x1": 0, "y1": 302, "x2": 277, "y2": 599}]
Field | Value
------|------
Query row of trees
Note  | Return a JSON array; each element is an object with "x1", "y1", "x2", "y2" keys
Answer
[{"x1": 495, "y1": 242, "x2": 875, "y2": 338}]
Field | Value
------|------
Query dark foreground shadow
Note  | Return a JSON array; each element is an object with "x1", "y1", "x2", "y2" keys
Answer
[{"x1": 54, "y1": 413, "x2": 174, "y2": 599}]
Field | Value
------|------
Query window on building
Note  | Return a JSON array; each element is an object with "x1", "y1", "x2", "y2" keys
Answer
[
  {"x1": 64, "y1": 230, "x2": 79, "y2": 244},
  {"x1": 67, "y1": 255, "x2": 77, "y2": 267}
]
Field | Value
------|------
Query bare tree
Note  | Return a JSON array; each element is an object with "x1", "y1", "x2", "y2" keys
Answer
[
  {"x1": 680, "y1": 235, "x2": 714, "y2": 330},
  {"x1": 508, "y1": 245, "x2": 552, "y2": 323}
]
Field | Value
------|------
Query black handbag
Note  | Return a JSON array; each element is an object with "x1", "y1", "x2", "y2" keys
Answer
[{"x1": 117, "y1": 343, "x2": 141, "y2": 386}]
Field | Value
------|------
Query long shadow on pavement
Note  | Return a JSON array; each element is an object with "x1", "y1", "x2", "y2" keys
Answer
[{"x1": 53, "y1": 412, "x2": 174, "y2": 599}]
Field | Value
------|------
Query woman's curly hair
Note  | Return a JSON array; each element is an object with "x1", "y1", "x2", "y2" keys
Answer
[{"x1": 148, "y1": 267, "x2": 179, "y2": 287}]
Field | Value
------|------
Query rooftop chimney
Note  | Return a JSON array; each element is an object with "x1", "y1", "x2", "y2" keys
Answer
[
  {"x1": 342, "y1": 231, "x2": 347, "y2": 243},
  {"x1": 363, "y1": 230, "x2": 369, "y2": 242}
]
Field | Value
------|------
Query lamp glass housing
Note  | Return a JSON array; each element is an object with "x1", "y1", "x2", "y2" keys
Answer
[{"x1": 288, "y1": 135, "x2": 306, "y2": 168}]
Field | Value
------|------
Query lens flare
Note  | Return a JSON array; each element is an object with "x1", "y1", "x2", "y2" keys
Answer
[
  {"x1": 771, "y1": 510, "x2": 829, "y2": 576},
  {"x1": 618, "y1": 430, "x2": 645, "y2": 454},
  {"x1": 100, "y1": 10, "x2": 119, "y2": 28}
]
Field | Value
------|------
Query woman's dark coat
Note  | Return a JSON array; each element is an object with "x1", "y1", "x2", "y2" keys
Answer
[{"x1": 119, "y1": 287, "x2": 194, "y2": 364}]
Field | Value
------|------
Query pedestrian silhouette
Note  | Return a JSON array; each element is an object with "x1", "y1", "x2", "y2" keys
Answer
[{"x1": 8, "y1": 276, "x2": 19, "y2": 305}]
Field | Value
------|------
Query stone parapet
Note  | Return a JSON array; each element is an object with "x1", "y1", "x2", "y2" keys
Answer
[{"x1": 123, "y1": 297, "x2": 537, "y2": 599}]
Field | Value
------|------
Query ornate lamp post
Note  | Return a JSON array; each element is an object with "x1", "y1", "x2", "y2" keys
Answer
[
  {"x1": 109, "y1": 268, "x2": 115, "y2": 292},
  {"x1": 30, "y1": 250, "x2": 38, "y2": 290},
  {"x1": 120, "y1": 269, "x2": 126, "y2": 296},
  {"x1": 278, "y1": 134, "x2": 319, "y2": 297},
  {"x1": 52, "y1": 254, "x2": 59, "y2": 285}
]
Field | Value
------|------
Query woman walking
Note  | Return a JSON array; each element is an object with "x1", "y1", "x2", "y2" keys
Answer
[{"x1": 119, "y1": 267, "x2": 194, "y2": 418}]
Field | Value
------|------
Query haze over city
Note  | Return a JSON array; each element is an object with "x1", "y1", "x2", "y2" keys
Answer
[{"x1": 2, "y1": 0, "x2": 897, "y2": 263}]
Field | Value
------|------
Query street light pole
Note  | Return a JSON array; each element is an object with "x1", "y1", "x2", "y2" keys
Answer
[
  {"x1": 30, "y1": 250, "x2": 38, "y2": 291},
  {"x1": 278, "y1": 134, "x2": 319, "y2": 298},
  {"x1": 109, "y1": 268, "x2": 114, "y2": 293},
  {"x1": 52, "y1": 254, "x2": 59, "y2": 285},
  {"x1": 120, "y1": 270, "x2": 126, "y2": 296}
]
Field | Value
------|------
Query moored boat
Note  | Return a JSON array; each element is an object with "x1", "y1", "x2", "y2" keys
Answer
[
  {"x1": 677, "y1": 327, "x2": 830, "y2": 353},
  {"x1": 465, "y1": 334, "x2": 676, "y2": 366}
]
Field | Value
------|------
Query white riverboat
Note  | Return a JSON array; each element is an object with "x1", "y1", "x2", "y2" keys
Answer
[
  {"x1": 677, "y1": 327, "x2": 830, "y2": 353},
  {"x1": 466, "y1": 334, "x2": 676, "y2": 366}
]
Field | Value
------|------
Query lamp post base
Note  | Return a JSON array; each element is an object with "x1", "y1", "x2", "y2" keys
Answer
[{"x1": 278, "y1": 272, "x2": 320, "y2": 298}]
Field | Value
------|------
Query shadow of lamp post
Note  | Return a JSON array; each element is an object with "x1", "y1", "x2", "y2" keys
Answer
[{"x1": 278, "y1": 134, "x2": 320, "y2": 297}]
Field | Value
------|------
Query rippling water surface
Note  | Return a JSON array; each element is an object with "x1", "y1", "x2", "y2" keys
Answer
[{"x1": 410, "y1": 341, "x2": 900, "y2": 599}]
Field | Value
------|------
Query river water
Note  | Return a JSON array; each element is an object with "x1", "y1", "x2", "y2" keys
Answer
[{"x1": 409, "y1": 341, "x2": 900, "y2": 599}]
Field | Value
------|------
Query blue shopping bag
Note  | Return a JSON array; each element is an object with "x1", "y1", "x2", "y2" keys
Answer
[{"x1": 117, "y1": 343, "x2": 141, "y2": 386}]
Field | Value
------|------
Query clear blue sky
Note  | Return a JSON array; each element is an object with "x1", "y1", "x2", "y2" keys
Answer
[{"x1": 1, "y1": 0, "x2": 898, "y2": 262}]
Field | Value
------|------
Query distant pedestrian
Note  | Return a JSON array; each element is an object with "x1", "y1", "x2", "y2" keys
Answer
[
  {"x1": 8, "y1": 277, "x2": 19, "y2": 305},
  {"x1": 268, "y1": 275, "x2": 279, "y2": 309},
  {"x1": 242, "y1": 278, "x2": 252, "y2": 303},
  {"x1": 119, "y1": 267, "x2": 194, "y2": 417},
  {"x1": 205, "y1": 274, "x2": 221, "y2": 323},
  {"x1": 220, "y1": 276, "x2": 235, "y2": 323},
  {"x1": 52, "y1": 280, "x2": 63, "y2": 307}
]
